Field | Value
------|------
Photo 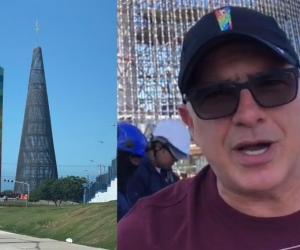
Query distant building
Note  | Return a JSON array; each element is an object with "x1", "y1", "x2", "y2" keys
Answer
[
  {"x1": 14, "y1": 46, "x2": 58, "y2": 193},
  {"x1": 0, "y1": 67, "x2": 3, "y2": 192}
]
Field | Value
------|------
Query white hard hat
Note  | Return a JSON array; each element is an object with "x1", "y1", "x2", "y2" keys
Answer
[{"x1": 152, "y1": 119, "x2": 190, "y2": 160}]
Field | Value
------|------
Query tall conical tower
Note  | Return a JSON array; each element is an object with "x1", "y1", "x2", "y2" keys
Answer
[{"x1": 14, "y1": 46, "x2": 58, "y2": 193}]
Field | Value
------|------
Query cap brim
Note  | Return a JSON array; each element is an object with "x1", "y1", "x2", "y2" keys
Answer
[
  {"x1": 167, "y1": 144, "x2": 188, "y2": 161},
  {"x1": 182, "y1": 32, "x2": 298, "y2": 94}
]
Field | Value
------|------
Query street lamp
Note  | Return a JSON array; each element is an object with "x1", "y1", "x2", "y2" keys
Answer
[
  {"x1": 98, "y1": 140, "x2": 116, "y2": 148},
  {"x1": 89, "y1": 160, "x2": 108, "y2": 176},
  {"x1": 90, "y1": 160, "x2": 101, "y2": 175},
  {"x1": 15, "y1": 181, "x2": 30, "y2": 207},
  {"x1": 84, "y1": 170, "x2": 89, "y2": 183}
]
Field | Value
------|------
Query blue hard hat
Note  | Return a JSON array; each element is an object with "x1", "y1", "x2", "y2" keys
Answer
[{"x1": 117, "y1": 122, "x2": 147, "y2": 157}]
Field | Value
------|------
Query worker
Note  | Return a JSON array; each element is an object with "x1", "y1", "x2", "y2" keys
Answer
[
  {"x1": 117, "y1": 122, "x2": 147, "y2": 222},
  {"x1": 127, "y1": 119, "x2": 190, "y2": 206}
]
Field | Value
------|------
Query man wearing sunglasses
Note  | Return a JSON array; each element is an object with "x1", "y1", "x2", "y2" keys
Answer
[{"x1": 118, "y1": 6, "x2": 300, "y2": 249}]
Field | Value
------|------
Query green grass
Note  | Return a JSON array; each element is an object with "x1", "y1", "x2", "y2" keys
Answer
[{"x1": 0, "y1": 201, "x2": 117, "y2": 250}]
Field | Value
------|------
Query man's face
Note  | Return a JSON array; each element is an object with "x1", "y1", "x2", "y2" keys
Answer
[
  {"x1": 154, "y1": 142, "x2": 176, "y2": 169},
  {"x1": 179, "y1": 41, "x2": 300, "y2": 194},
  {"x1": 130, "y1": 156, "x2": 142, "y2": 166}
]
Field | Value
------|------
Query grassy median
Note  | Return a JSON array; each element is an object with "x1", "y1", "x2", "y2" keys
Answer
[{"x1": 0, "y1": 201, "x2": 117, "y2": 249}]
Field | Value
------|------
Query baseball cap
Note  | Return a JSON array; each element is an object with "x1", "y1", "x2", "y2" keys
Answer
[
  {"x1": 151, "y1": 136, "x2": 188, "y2": 161},
  {"x1": 167, "y1": 143, "x2": 188, "y2": 161},
  {"x1": 178, "y1": 6, "x2": 300, "y2": 96}
]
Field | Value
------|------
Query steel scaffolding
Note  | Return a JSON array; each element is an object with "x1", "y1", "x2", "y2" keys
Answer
[
  {"x1": 14, "y1": 46, "x2": 58, "y2": 193},
  {"x1": 117, "y1": 0, "x2": 300, "y2": 130}
]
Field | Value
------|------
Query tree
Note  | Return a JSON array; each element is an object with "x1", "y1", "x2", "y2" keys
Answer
[
  {"x1": 38, "y1": 178, "x2": 57, "y2": 203},
  {"x1": 2, "y1": 190, "x2": 13, "y2": 196},
  {"x1": 61, "y1": 176, "x2": 86, "y2": 203},
  {"x1": 29, "y1": 176, "x2": 86, "y2": 205},
  {"x1": 51, "y1": 178, "x2": 70, "y2": 205},
  {"x1": 28, "y1": 188, "x2": 41, "y2": 202}
]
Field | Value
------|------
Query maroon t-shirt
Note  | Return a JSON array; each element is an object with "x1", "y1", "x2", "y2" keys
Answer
[{"x1": 118, "y1": 166, "x2": 300, "y2": 250}]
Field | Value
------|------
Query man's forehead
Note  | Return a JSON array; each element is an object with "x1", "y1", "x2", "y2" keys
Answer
[
  {"x1": 202, "y1": 41, "x2": 277, "y2": 62},
  {"x1": 196, "y1": 42, "x2": 284, "y2": 68},
  {"x1": 189, "y1": 45, "x2": 289, "y2": 85}
]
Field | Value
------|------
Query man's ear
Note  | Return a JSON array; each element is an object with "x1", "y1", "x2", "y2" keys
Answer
[
  {"x1": 178, "y1": 104, "x2": 194, "y2": 132},
  {"x1": 179, "y1": 104, "x2": 195, "y2": 143}
]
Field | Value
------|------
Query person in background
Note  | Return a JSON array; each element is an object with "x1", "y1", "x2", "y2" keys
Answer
[
  {"x1": 127, "y1": 119, "x2": 190, "y2": 207},
  {"x1": 117, "y1": 122, "x2": 147, "y2": 222}
]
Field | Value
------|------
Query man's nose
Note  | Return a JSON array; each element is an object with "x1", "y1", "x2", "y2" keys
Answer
[{"x1": 232, "y1": 89, "x2": 267, "y2": 127}]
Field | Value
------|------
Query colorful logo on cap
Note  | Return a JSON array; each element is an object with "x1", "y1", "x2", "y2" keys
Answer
[{"x1": 215, "y1": 6, "x2": 232, "y2": 31}]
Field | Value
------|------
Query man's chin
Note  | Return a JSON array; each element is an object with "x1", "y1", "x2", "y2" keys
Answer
[{"x1": 234, "y1": 173, "x2": 285, "y2": 195}]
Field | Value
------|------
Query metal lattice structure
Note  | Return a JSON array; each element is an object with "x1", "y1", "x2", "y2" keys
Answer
[
  {"x1": 117, "y1": 0, "x2": 300, "y2": 130},
  {"x1": 14, "y1": 46, "x2": 58, "y2": 193}
]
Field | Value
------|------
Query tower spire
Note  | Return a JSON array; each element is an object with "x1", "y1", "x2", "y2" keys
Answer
[{"x1": 34, "y1": 21, "x2": 40, "y2": 46}]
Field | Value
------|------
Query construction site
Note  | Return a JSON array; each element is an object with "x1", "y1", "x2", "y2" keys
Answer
[{"x1": 117, "y1": 0, "x2": 300, "y2": 175}]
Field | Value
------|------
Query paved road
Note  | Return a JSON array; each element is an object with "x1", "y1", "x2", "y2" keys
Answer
[{"x1": 0, "y1": 230, "x2": 108, "y2": 250}]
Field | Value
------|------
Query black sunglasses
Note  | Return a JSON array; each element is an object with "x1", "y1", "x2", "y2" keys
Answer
[{"x1": 184, "y1": 67, "x2": 299, "y2": 120}]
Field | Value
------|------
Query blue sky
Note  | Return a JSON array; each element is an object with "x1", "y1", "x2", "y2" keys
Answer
[{"x1": 0, "y1": 1, "x2": 117, "y2": 191}]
